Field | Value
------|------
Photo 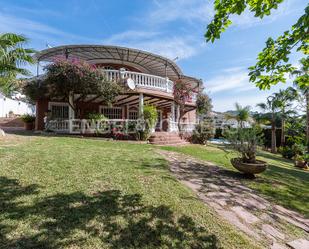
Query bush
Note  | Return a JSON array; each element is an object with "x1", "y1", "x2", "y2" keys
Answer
[
  {"x1": 135, "y1": 105, "x2": 158, "y2": 141},
  {"x1": 86, "y1": 113, "x2": 107, "y2": 121},
  {"x1": 192, "y1": 118, "x2": 215, "y2": 145},
  {"x1": 279, "y1": 144, "x2": 306, "y2": 159},
  {"x1": 278, "y1": 146, "x2": 295, "y2": 159},
  {"x1": 21, "y1": 114, "x2": 35, "y2": 123}
]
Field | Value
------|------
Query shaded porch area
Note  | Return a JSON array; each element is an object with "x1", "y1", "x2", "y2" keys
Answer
[{"x1": 37, "y1": 93, "x2": 197, "y2": 135}]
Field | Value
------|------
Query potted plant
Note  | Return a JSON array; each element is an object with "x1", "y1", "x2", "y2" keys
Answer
[
  {"x1": 86, "y1": 112, "x2": 107, "y2": 135},
  {"x1": 295, "y1": 154, "x2": 309, "y2": 169},
  {"x1": 21, "y1": 114, "x2": 36, "y2": 130},
  {"x1": 224, "y1": 124, "x2": 267, "y2": 177}
]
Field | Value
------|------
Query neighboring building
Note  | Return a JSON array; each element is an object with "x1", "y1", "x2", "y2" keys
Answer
[
  {"x1": 211, "y1": 111, "x2": 251, "y2": 129},
  {"x1": 0, "y1": 92, "x2": 34, "y2": 117},
  {"x1": 34, "y1": 45, "x2": 202, "y2": 134}
]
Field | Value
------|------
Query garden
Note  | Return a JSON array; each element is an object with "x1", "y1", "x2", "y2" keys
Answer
[{"x1": 0, "y1": 134, "x2": 261, "y2": 249}]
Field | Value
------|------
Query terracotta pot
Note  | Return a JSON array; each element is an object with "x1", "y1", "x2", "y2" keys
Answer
[
  {"x1": 295, "y1": 160, "x2": 307, "y2": 169},
  {"x1": 230, "y1": 158, "x2": 267, "y2": 175},
  {"x1": 24, "y1": 122, "x2": 34, "y2": 130}
]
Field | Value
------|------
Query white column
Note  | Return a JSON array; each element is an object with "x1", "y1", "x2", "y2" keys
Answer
[
  {"x1": 176, "y1": 104, "x2": 180, "y2": 122},
  {"x1": 171, "y1": 101, "x2": 175, "y2": 122},
  {"x1": 139, "y1": 93, "x2": 144, "y2": 118},
  {"x1": 165, "y1": 77, "x2": 169, "y2": 92},
  {"x1": 68, "y1": 92, "x2": 75, "y2": 119}
]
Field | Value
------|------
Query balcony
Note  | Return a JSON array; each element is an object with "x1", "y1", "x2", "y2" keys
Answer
[{"x1": 102, "y1": 69, "x2": 174, "y2": 94}]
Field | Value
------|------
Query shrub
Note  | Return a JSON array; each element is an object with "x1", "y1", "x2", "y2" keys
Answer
[
  {"x1": 279, "y1": 143, "x2": 306, "y2": 159},
  {"x1": 279, "y1": 146, "x2": 295, "y2": 159},
  {"x1": 135, "y1": 105, "x2": 158, "y2": 141},
  {"x1": 86, "y1": 113, "x2": 107, "y2": 121},
  {"x1": 192, "y1": 118, "x2": 215, "y2": 145},
  {"x1": 21, "y1": 114, "x2": 35, "y2": 123}
]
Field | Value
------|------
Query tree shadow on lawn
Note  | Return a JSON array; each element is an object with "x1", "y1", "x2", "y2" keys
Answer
[
  {"x1": 246, "y1": 163, "x2": 309, "y2": 216},
  {"x1": 257, "y1": 150, "x2": 294, "y2": 165},
  {"x1": 0, "y1": 176, "x2": 218, "y2": 249}
]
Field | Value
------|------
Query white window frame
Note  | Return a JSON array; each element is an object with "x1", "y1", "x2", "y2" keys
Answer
[
  {"x1": 128, "y1": 107, "x2": 138, "y2": 120},
  {"x1": 48, "y1": 102, "x2": 70, "y2": 120},
  {"x1": 99, "y1": 106, "x2": 123, "y2": 120}
]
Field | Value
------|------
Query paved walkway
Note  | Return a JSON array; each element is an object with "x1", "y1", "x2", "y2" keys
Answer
[{"x1": 158, "y1": 150, "x2": 309, "y2": 249}]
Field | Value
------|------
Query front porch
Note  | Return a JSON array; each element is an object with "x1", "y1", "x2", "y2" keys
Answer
[
  {"x1": 46, "y1": 118, "x2": 197, "y2": 135},
  {"x1": 38, "y1": 89, "x2": 197, "y2": 135}
]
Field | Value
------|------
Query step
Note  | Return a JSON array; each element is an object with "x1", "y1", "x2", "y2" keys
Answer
[
  {"x1": 149, "y1": 137, "x2": 182, "y2": 142},
  {"x1": 149, "y1": 138, "x2": 188, "y2": 145},
  {"x1": 0, "y1": 118, "x2": 24, "y2": 127}
]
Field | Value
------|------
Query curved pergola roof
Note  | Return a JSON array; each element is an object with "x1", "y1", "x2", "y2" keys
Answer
[{"x1": 35, "y1": 45, "x2": 184, "y2": 79}]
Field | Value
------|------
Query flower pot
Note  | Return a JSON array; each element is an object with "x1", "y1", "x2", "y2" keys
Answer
[
  {"x1": 24, "y1": 122, "x2": 34, "y2": 130},
  {"x1": 295, "y1": 160, "x2": 308, "y2": 169},
  {"x1": 230, "y1": 158, "x2": 267, "y2": 176}
]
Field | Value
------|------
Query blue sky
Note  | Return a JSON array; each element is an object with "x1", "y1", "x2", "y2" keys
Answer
[{"x1": 0, "y1": 0, "x2": 307, "y2": 111}]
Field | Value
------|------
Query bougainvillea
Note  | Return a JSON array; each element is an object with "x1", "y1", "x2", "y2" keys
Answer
[
  {"x1": 24, "y1": 58, "x2": 121, "y2": 108},
  {"x1": 173, "y1": 79, "x2": 197, "y2": 130}
]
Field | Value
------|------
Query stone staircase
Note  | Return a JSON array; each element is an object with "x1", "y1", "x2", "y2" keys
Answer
[
  {"x1": 149, "y1": 132, "x2": 188, "y2": 146},
  {"x1": 0, "y1": 117, "x2": 24, "y2": 128}
]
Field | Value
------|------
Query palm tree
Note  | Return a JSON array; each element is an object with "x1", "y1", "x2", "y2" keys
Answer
[
  {"x1": 0, "y1": 33, "x2": 36, "y2": 95},
  {"x1": 226, "y1": 103, "x2": 252, "y2": 129},
  {"x1": 257, "y1": 96, "x2": 280, "y2": 153},
  {"x1": 273, "y1": 87, "x2": 298, "y2": 146},
  {"x1": 291, "y1": 57, "x2": 309, "y2": 152}
]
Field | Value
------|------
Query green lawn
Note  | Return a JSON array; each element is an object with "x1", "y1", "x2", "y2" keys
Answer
[
  {"x1": 0, "y1": 135, "x2": 260, "y2": 249},
  {"x1": 161, "y1": 144, "x2": 309, "y2": 218}
]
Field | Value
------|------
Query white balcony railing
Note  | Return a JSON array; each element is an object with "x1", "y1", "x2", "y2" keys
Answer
[
  {"x1": 102, "y1": 69, "x2": 174, "y2": 93},
  {"x1": 47, "y1": 119, "x2": 197, "y2": 134}
]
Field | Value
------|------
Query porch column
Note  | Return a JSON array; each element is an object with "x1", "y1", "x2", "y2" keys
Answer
[
  {"x1": 171, "y1": 101, "x2": 175, "y2": 122},
  {"x1": 168, "y1": 101, "x2": 176, "y2": 132},
  {"x1": 139, "y1": 93, "x2": 144, "y2": 118},
  {"x1": 68, "y1": 92, "x2": 75, "y2": 119},
  {"x1": 176, "y1": 104, "x2": 180, "y2": 122},
  {"x1": 68, "y1": 92, "x2": 74, "y2": 133}
]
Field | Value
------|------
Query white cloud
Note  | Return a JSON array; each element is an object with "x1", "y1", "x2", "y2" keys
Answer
[
  {"x1": 206, "y1": 67, "x2": 255, "y2": 94},
  {"x1": 206, "y1": 67, "x2": 296, "y2": 112},
  {"x1": 149, "y1": 0, "x2": 214, "y2": 24},
  {"x1": 0, "y1": 12, "x2": 97, "y2": 47},
  {"x1": 230, "y1": 0, "x2": 298, "y2": 29},
  {"x1": 103, "y1": 30, "x2": 199, "y2": 60},
  {"x1": 149, "y1": 0, "x2": 299, "y2": 31}
]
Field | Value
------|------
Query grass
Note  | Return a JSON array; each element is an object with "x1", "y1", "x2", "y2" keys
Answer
[
  {"x1": 161, "y1": 144, "x2": 309, "y2": 218},
  {"x1": 0, "y1": 134, "x2": 261, "y2": 249}
]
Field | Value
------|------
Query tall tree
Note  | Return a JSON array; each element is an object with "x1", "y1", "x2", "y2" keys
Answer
[
  {"x1": 257, "y1": 96, "x2": 280, "y2": 153},
  {"x1": 273, "y1": 87, "x2": 298, "y2": 146},
  {"x1": 292, "y1": 57, "x2": 309, "y2": 151},
  {"x1": 0, "y1": 33, "x2": 36, "y2": 95},
  {"x1": 205, "y1": 2, "x2": 308, "y2": 90}
]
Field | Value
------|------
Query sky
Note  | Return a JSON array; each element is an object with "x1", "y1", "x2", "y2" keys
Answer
[{"x1": 0, "y1": 0, "x2": 307, "y2": 112}]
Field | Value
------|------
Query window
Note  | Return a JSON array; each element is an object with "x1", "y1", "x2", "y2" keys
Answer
[
  {"x1": 100, "y1": 106, "x2": 122, "y2": 119},
  {"x1": 49, "y1": 103, "x2": 69, "y2": 120},
  {"x1": 128, "y1": 108, "x2": 138, "y2": 120}
]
